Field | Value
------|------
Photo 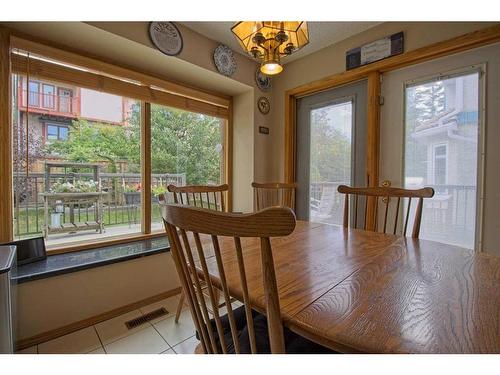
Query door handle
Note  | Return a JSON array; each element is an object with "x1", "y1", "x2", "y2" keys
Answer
[{"x1": 381, "y1": 180, "x2": 391, "y2": 203}]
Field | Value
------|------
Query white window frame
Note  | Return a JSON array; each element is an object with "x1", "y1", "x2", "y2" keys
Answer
[{"x1": 430, "y1": 142, "x2": 449, "y2": 187}]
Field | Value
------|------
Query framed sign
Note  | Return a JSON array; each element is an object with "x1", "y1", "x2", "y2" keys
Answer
[
  {"x1": 259, "y1": 126, "x2": 269, "y2": 135},
  {"x1": 149, "y1": 22, "x2": 183, "y2": 56},
  {"x1": 346, "y1": 32, "x2": 404, "y2": 70}
]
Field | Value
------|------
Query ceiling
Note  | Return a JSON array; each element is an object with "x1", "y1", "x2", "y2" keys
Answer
[{"x1": 181, "y1": 21, "x2": 382, "y2": 64}]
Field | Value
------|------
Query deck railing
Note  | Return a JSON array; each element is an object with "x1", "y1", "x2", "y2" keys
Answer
[
  {"x1": 13, "y1": 172, "x2": 186, "y2": 238},
  {"x1": 19, "y1": 90, "x2": 80, "y2": 117},
  {"x1": 310, "y1": 181, "x2": 477, "y2": 247}
]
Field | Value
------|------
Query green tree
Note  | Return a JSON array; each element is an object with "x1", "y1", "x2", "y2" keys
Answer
[
  {"x1": 128, "y1": 104, "x2": 222, "y2": 185},
  {"x1": 49, "y1": 104, "x2": 223, "y2": 185},
  {"x1": 310, "y1": 108, "x2": 351, "y2": 184},
  {"x1": 46, "y1": 119, "x2": 134, "y2": 173}
]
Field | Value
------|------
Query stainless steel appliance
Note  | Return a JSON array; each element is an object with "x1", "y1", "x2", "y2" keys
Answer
[{"x1": 0, "y1": 245, "x2": 16, "y2": 353}]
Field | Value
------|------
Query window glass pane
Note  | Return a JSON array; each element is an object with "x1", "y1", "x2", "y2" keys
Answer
[
  {"x1": 28, "y1": 81, "x2": 39, "y2": 106},
  {"x1": 46, "y1": 125, "x2": 58, "y2": 141},
  {"x1": 404, "y1": 72, "x2": 480, "y2": 249},
  {"x1": 309, "y1": 100, "x2": 352, "y2": 225},
  {"x1": 58, "y1": 88, "x2": 73, "y2": 113},
  {"x1": 149, "y1": 104, "x2": 225, "y2": 230},
  {"x1": 43, "y1": 85, "x2": 55, "y2": 108},
  {"x1": 12, "y1": 74, "x2": 142, "y2": 247},
  {"x1": 59, "y1": 126, "x2": 69, "y2": 140}
]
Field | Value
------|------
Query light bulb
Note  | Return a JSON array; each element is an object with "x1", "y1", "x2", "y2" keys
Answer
[{"x1": 260, "y1": 63, "x2": 283, "y2": 75}]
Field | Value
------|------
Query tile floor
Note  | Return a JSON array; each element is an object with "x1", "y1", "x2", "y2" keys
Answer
[{"x1": 16, "y1": 294, "x2": 231, "y2": 354}]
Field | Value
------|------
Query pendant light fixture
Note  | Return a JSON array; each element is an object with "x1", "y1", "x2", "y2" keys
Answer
[{"x1": 231, "y1": 21, "x2": 309, "y2": 75}]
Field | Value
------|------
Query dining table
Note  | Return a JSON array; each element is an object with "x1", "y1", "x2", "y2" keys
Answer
[{"x1": 201, "y1": 220, "x2": 500, "y2": 354}]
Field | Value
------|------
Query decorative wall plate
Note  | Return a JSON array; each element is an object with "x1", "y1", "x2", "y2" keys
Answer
[
  {"x1": 149, "y1": 22, "x2": 183, "y2": 56},
  {"x1": 257, "y1": 96, "x2": 270, "y2": 115},
  {"x1": 213, "y1": 45, "x2": 237, "y2": 77},
  {"x1": 255, "y1": 68, "x2": 272, "y2": 92}
]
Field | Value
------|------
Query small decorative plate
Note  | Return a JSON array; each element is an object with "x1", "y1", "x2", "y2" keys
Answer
[
  {"x1": 213, "y1": 45, "x2": 237, "y2": 77},
  {"x1": 255, "y1": 68, "x2": 272, "y2": 92},
  {"x1": 257, "y1": 96, "x2": 270, "y2": 115},
  {"x1": 149, "y1": 22, "x2": 183, "y2": 56}
]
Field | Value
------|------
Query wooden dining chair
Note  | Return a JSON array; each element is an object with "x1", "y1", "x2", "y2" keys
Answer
[
  {"x1": 162, "y1": 184, "x2": 228, "y2": 323},
  {"x1": 161, "y1": 204, "x2": 296, "y2": 353},
  {"x1": 337, "y1": 185, "x2": 435, "y2": 238},
  {"x1": 251, "y1": 182, "x2": 297, "y2": 211},
  {"x1": 167, "y1": 184, "x2": 228, "y2": 212}
]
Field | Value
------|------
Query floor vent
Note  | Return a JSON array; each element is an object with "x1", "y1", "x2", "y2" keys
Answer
[{"x1": 125, "y1": 308, "x2": 168, "y2": 329}]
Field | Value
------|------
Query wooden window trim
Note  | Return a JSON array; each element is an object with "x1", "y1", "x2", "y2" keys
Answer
[
  {"x1": 284, "y1": 24, "x2": 500, "y2": 230},
  {"x1": 11, "y1": 54, "x2": 229, "y2": 119},
  {"x1": 45, "y1": 231, "x2": 166, "y2": 255},
  {"x1": 0, "y1": 28, "x2": 13, "y2": 243},
  {"x1": 9, "y1": 35, "x2": 231, "y2": 108},
  {"x1": 1, "y1": 28, "x2": 234, "y2": 254}
]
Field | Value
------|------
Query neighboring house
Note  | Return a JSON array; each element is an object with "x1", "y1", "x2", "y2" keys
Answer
[
  {"x1": 408, "y1": 74, "x2": 479, "y2": 192},
  {"x1": 15, "y1": 75, "x2": 135, "y2": 172}
]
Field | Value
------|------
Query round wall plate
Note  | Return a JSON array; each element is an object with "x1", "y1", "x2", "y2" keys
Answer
[
  {"x1": 149, "y1": 22, "x2": 183, "y2": 56},
  {"x1": 255, "y1": 68, "x2": 272, "y2": 92},
  {"x1": 257, "y1": 96, "x2": 270, "y2": 115},
  {"x1": 213, "y1": 45, "x2": 237, "y2": 77}
]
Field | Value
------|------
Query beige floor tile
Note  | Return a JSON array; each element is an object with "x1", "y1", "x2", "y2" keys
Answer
[
  {"x1": 153, "y1": 310, "x2": 196, "y2": 346},
  {"x1": 38, "y1": 327, "x2": 101, "y2": 354},
  {"x1": 105, "y1": 326, "x2": 170, "y2": 354},
  {"x1": 16, "y1": 345, "x2": 37, "y2": 354},
  {"x1": 139, "y1": 295, "x2": 181, "y2": 324},
  {"x1": 95, "y1": 309, "x2": 146, "y2": 345},
  {"x1": 172, "y1": 336, "x2": 199, "y2": 354},
  {"x1": 87, "y1": 347, "x2": 106, "y2": 354}
]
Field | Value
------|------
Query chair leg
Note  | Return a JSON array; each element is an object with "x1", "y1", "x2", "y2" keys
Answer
[
  {"x1": 213, "y1": 288, "x2": 220, "y2": 308},
  {"x1": 175, "y1": 291, "x2": 185, "y2": 323}
]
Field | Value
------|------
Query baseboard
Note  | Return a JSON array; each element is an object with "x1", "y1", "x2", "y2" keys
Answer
[{"x1": 16, "y1": 287, "x2": 182, "y2": 350}]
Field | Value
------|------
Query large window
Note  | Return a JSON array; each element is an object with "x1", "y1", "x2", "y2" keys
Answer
[
  {"x1": 404, "y1": 71, "x2": 481, "y2": 249},
  {"x1": 13, "y1": 74, "x2": 144, "y2": 247},
  {"x1": 10, "y1": 50, "x2": 229, "y2": 251},
  {"x1": 149, "y1": 104, "x2": 225, "y2": 230}
]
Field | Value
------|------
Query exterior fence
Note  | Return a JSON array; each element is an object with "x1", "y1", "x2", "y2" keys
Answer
[{"x1": 13, "y1": 172, "x2": 186, "y2": 238}]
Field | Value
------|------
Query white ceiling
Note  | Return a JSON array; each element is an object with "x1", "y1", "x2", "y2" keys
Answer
[{"x1": 181, "y1": 21, "x2": 382, "y2": 64}]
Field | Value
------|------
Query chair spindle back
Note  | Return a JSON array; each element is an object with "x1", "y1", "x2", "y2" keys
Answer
[
  {"x1": 337, "y1": 185, "x2": 434, "y2": 238},
  {"x1": 166, "y1": 184, "x2": 229, "y2": 212},
  {"x1": 251, "y1": 182, "x2": 297, "y2": 211},
  {"x1": 161, "y1": 204, "x2": 296, "y2": 354}
]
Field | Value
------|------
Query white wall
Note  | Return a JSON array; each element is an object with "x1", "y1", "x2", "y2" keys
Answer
[
  {"x1": 232, "y1": 90, "x2": 254, "y2": 213},
  {"x1": 16, "y1": 252, "x2": 180, "y2": 340}
]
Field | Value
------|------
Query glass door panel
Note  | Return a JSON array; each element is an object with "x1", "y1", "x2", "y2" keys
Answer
[
  {"x1": 404, "y1": 72, "x2": 480, "y2": 248},
  {"x1": 296, "y1": 80, "x2": 367, "y2": 224},
  {"x1": 309, "y1": 100, "x2": 353, "y2": 225}
]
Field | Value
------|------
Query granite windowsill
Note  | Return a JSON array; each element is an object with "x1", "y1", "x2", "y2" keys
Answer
[{"x1": 13, "y1": 237, "x2": 170, "y2": 284}]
